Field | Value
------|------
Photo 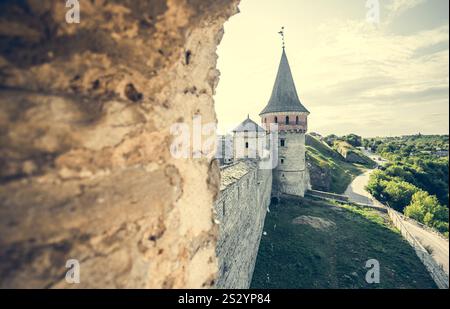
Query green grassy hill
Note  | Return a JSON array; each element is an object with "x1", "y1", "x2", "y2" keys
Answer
[
  {"x1": 306, "y1": 134, "x2": 371, "y2": 194},
  {"x1": 251, "y1": 196, "x2": 436, "y2": 289}
]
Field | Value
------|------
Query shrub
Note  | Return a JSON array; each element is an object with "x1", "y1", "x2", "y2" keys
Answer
[
  {"x1": 342, "y1": 134, "x2": 362, "y2": 147},
  {"x1": 365, "y1": 170, "x2": 388, "y2": 200},
  {"x1": 404, "y1": 191, "x2": 449, "y2": 234},
  {"x1": 383, "y1": 180, "x2": 419, "y2": 211}
]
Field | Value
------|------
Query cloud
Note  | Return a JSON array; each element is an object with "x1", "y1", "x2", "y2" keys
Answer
[
  {"x1": 413, "y1": 41, "x2": 449, "y2": 58},
  {"x1": 320, "y1": 75, "x2": 398, "y2": 99},
  {"x1": 360, "y1": 86, "x2": 449, "y2": 104},
  {"x1": 215, "y1": 0, "x2": 448, "y2": 136},
  {"x1": 385, "y1": 0, "x2": 427, "y2": 21},
  {"x1": 300, "y1": 19, "x2": 448, "y2": 135}
]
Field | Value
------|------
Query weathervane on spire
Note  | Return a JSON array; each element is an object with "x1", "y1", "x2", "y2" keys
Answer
[{"x1": 278, "y1": 26, "x2": 285, "y2": 50}]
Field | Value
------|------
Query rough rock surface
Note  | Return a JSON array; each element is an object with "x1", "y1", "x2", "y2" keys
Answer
[
  {"x1": 334, "y1": 141, "x2": 369, "y2": 165},
  {"x1": 306, "y1": 153, "x2": 332, "y2": 192},
  {"x1": 0, "y1": 0, "x2": 239, "y2": 288},
  {"x1": 292, "y1": 216, "x2": 336, "y2": 230}
]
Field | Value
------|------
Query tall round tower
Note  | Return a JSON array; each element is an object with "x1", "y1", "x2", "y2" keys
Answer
[{"x1": 260, "y1": 47, "x2": 310, "y2": 197}]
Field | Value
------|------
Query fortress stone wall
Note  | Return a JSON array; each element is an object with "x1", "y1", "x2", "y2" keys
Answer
[{"x1": 214, "y1": 161, "x2": 272, "y2": 288}]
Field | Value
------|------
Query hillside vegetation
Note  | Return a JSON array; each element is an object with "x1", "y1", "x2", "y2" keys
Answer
[
  {"x1": 333, "y1": 140, "x2": 375, "y2": 166},
  {"x1": 364, "y1": 135, "x2": 449, "y2": 236},
  {"x1": 305, "y1": 134, "x2": 373, "y2": 194},
  {"x1": 251, "y1": 196, "x2": 436, "y2": 289}
]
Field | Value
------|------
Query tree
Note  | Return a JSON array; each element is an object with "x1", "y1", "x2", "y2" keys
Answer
[
  {"x1": 324, "y1": 134, "x2": 338, "y2": 146},
  {"x1": 385, "y1": 164, "x2": 415, "y2": 184},
  {"x1": 362, "y1": 138, "x2": 371, "y2": 149},
  {"x1": 404, "y1": 199, "x2": 424, "y2": 222},
  {"x1": 343, "y1": 134, "x2": 362, "y2": 147},
  {"x1": 404, "y1": 191, "x2": 449, "y2": 234},
  {"x1": 365, "y1": 170, "x2": 388, "y2": 201},
  {"x1": 383, "y1": 180, "x2": 419, "y2": 211}
]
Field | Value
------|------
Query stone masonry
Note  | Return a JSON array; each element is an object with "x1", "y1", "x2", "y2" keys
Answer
[
  {"x1": 214, "y1": 161, "x2": 272, "y2": 288},
  {"x1": 0, "y1": 0, "x2": 240, "y2": 288},
  {"x1": 273, "y1": 132, "x2": 310, "y2": 197}
]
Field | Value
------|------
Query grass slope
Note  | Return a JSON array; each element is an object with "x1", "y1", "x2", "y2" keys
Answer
[
  {"x1": 306, "y1": 135, "x2": 367, "y2": 194},
  {"x1": 251, "y1": 196, "x2": 436, "y2": 289}
]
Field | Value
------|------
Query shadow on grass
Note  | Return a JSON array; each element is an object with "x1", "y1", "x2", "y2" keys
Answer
[{"x1": 250, "y1": 196, "x2": 437, "y2": 289}]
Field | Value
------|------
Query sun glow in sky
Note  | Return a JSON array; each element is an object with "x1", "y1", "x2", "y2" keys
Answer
[{"x1": 215, "y1": 0, "x2": 449, "y2": 137}]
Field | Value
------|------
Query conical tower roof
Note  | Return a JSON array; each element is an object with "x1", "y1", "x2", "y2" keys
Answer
[{"x1": 260, "y1": 49, "x2": 309, "y2": 115}]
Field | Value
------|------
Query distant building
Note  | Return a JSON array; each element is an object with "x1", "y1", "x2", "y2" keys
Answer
[{"x1": 435, "y1": 150, "x2": 449, "y2": 157}]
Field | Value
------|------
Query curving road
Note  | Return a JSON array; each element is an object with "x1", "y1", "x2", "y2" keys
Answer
[
  {"x1": 345, "y1": 169, "x2": 379, "y2": 206},
  {"x1": 345, "y1": 166, "x2": 449, "y2": 277}
]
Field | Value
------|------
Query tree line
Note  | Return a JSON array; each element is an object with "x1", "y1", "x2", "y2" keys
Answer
[{"x1": 364, "y1": 135, "x2": 449, "y2": 236}]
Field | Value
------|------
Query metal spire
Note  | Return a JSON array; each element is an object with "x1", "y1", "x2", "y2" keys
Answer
[{"x1": 278, "y1": 26, "x2": 285, "y2": 50}]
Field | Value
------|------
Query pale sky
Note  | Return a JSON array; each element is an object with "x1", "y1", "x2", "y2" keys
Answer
[{"x1": 214, "y1": 0, "x2": 449, "y2": 137}]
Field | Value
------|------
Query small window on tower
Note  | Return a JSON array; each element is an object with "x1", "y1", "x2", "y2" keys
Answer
[
  {"x1": 285, "y1": 116, "x2": 289, "y2": 124},
  {"x1": 245, "y1": 142, "x2": 249, "y2": 149},
  {"x1": 281, "y1": 158, "x2": 284, "y2": 164},
  {"x1": 296, "y1": 116, "x2": 299, "y2": 125},
  {"x1": 280, "y1": 139, "x2": 286, "y2": 147},
  {"x1": 274, "y1": 116, "x2": 278, "y2": 123}
]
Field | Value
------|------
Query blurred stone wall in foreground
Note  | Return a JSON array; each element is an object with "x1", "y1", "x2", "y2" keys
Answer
[{"x1": 0, "y1": 0, "x2": 239, "y2": 288}]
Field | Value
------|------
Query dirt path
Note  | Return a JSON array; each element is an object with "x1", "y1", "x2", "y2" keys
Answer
[
  {"x1": 402, "y1": 219, "x2": 449, "y2": 275},
  {"x1": 344, "y1": 147, "x2": 387, "y2": 207},
  {"x1": 344, "y1": 170, "x2": 375, "y2": 205},
  {"x1": 345, "y1": 167, "x2": 449, "y2": 277}
]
